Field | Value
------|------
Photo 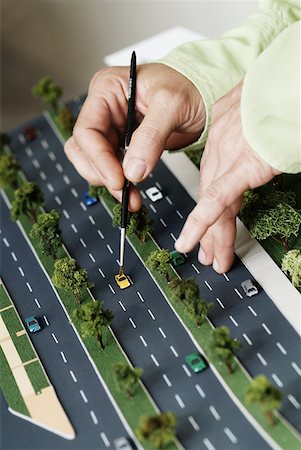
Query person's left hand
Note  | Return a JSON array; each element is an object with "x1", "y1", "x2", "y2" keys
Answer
[{"x1": 175, "y1": 79, "x2": 281, "y2": 273}]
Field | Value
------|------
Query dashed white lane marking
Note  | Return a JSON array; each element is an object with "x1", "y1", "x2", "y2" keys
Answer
[
  {"x1": 71, "y1": 223, "x2": 78, "y2": 233},
  {"x1": 288, "y1": 394, "x2": 301, "y2": 409},
  {"x1": 11, "y1": 251, "x2": 17, "y2": 261},
  {"x1": 97, "y1": 229, "x2": 104, "y2": 239},
  {"x1": 151, "y1": 354, "x2": 159, "y2": 367},
  {"x1": 89, "y1": 253, "x2": 96, "y2": 263},
  {"x1": 80, "y1": 238, "x2": 86, "y2": 248},
  {"x1": 55, "y1": 195, "x2": 62, "y2": 206},
  {"x1": 62, "y1": 209, "x2": 69, "y2": 219},
  {"x1": 43, "y1": 315, "x2": 49, "y2": 326},
  {"x1": 39, "y1": 170, "x2": 47, "y2": 180},
  {"x1": 160, "y1": 218, "x2": 167, "y2": 228},
  {"x1": 47, "y1": 183, "x2": 54, "y2": 193},
  {"x1": 188, "y1": 416, "x2": 200, "y2": 431},
  {"x1": 26, "y1": 282, "x2": 33, "y2": 292},
  {"x1": 137, "y1": 291, "x2": 144, "y2": 302},
  {"x1": 159, "y1": 327, "x2": 166, "y2": 339},
  {"x1": 170, "y1": 345, "x2": 178, "y2": 357},
  {"x1": 71, "y1": 187, "x2": 78, "y2": 198},
  {"x1": 18, "y1": 266, "x2": 25, "y2": 277},
  {"x1": 63, "y1": 175, "x2": 70, "y2": 185},
  {"x1": 223, "y1": 273, "x2": 230, "y2": 282},
  {"x1": 90, "y1": 410, "x2": 98, "y2": 425},
  {"x1": 248, "y1": 305, "x2": 257, "y2": 316},
  {"x1": 291, "y1": 361, "x2": 301, "y2": 376},
  {"x1": 203, "y1": 437, "x2": 215, "y2": 450},
  {"x1": 48, "y1": 151, "x2": 56, "y2": 161},
  {"x1": 32, "y1": 158, "x2": 40, "y2": 169},
  {"x1": 34, "y1": 298, "x2": 41, "y2": 308},
  {"x1": 147, "y1": 309, "x2": 155, "y2": 320},
  {"x1": 170, "y1": 232, "x2": 177, "y2": 242},
  {"x1": 243, "y1": 333, "x2": 252, "y2": 346},
  {"x1": 70, "y1": 370, "x2": 77, "y2": 383},
  {"x1": 139, "y1": 335, "x2": 147, "y2": 347},
  {"x1": 272, "y1": 373, "x2": 283, "y2": 388},
  {"x1": 149, "y1": 173, "x2": 153, "y2": 178},
  {"x1": 195, "y1": 384, "x2": 206, "y2": 398},
  {"x1": 262, "y1": 322, "x2": 272, "y2": 335},
  {"x1": 229, "y1": 315, "x2": 238, "y2": 327},
  {"x1": 129, "y1": 317, "x2": 136, "y2": 329},
  {"x1": 80, "y1": 201, "x2": 87, "y2": 211},
  {"x1": 51, "y1": 333, "x2": 59, "y2": 344},
  {"x1": 3, "y1": 237, "x2": 10, "y2": 247},
  {"x1": 155, "y1": 181, "x2": 162, "y2": 190},
  {"x1": 163, "y1": 374, "x2": 172, "y2": 387},
  {"x1": 98, "y1": 268, "x2": 105, "y2": 278},
  {"x1": 18, "y1": 134, "x2": 25, "y2": 144},
  {"x1": 140, "y1": 190, "x2": 146, "y2": 199},
  {"x1": 209, "y1": 405, "x2": 220, "y2": 421},
  {"x1": 56, "y1": 163, "x2": 63, "y2": 173},
  {"x1": 175, "y1": 394, "x2": 185, "y2": 408},
  {"x1": 80, "y1": 389, "x2": 88, "y2": 403},
  {"x1": 89, "y1": 215, "x2": 95, "y2": 225},
  {"x1": 204, "y1": 280, "x2": 213, "y2": 291},
  {"x1": 25, "y1": 147, "x2": 33, "y2": 157},
  {"x1": 182, "y1": 364, "x2": 191, "y2": 377},
  {"x1": 41, "y1": 139, "x2": 49, "y2": 149},
  {"x1": 100, "y1": 432, "x2": 110, "y2": 448},
  {"x1": 224, "y1": 427, "x2": 238, "y2": 444},
  {"x1": 165, "y1": 196, "x2": 173, "y2": 205},
  {"x1": 106, "y1": 244, "x2": 113, "y2": 254},
  {"x1": 257, "y1": 352, "x2": 267, "y2": 366},
  {"x1": 60, "y1": 351, "x2": 67, "y2": 363},
  {"x1": 215, "y1": 297, "x2": 225, "y2": 309},
  {"x1": 234, "y1": 288, "x2": 243, "y2": 299},
  {"x1": 108, "y1": 284, "x2": 115, "y2": 294},
  {"x1": 119, "y1": 300, "x2": 126, "y2": 312},
  {"x1": 191, "y1": 264, "x2": 200, "y2": 274},
  {"x1": 276, "y1": 342, "x2": 287, "y2": 355},
  {"x1": 149, "y1": 204, "x2": 157, "y2": 214},
  {"x1": 176, "y1": 209, "x2": 183, "y2": 219}
]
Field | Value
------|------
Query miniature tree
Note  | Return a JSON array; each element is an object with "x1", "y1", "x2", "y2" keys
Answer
[
  {"x1": 146, "y1": 249, "x2": 172, "y2": 282},
  {"x1": 245, "y1": 375, "x2": 283, "y2": 426},
  {"x1": 136, "y1": 412, "x2": 176, "y2": 449},
  {"x1": 52, "y1": 257, "x2": 94, "y2": 304},
  {"x1": 0, "y1": 154, "x2": 20, "y2": 190},
  {"x1": 32, "y1": 76, "x2": 62, "y2": 112},
  {"x1": 169, "y1": 277, "x2": 199, "y2": 305},
  {"x1": 56, "y1": 106, "x2": 76, "y2": 135},
  {"x1": 0, "y1": 132, "x2": 11, "y2": 152},
  {"x1": 72, "y1": 300, "x2": 113, "y2": 349},
  {"x1": 211, "y1": 326, "x2": 240, "y2": 374},
  {"x1": 30, "y1": 209, "x2": 62, "y2": 260},
  {"x1": 194, "y1": 299, "x2": 214, "y2": 326},
  {"x1": 281, "y1": 249, "x2": 301, "y2": 287},
  {"x1": 113, "y1": 203, "x2": 153, "y2": 243},
  {"x1": 114, "y1": 363, "x2": 143, "y2": 398},
  {"x1": 88, "y1": 184, "x2": 111, "y2": 200},
  {"x1": 11, "y1": 181, "x2": 44, "y2": 223}
]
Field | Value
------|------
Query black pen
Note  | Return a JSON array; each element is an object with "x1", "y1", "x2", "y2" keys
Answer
[{"x1": 119, "y1": 51, "x2": 136, "y2": 276}]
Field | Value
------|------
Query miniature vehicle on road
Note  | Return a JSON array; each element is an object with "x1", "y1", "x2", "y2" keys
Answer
[
  {"x1": 115, "y1": 273, "x2": 131, "y2": 289},
  {"x1": 113, "y1": 436, "x2": 133, "y2": 450},
  {"x1": 23, "y1": 126, "x2": 37, "y2": 142},
  {"x1": 170, "y1": 250, "x2": 186, "y2": 266},
  {"x1": 241, "y1": 279, "x2": 258, "y2": 297},
  {"x1": 185, "y1": 352, "x2": 207, "y2": 373},
  {"x1": 145, "y1": 186, "x2": 163, "y2": 202},
  {"x1": 25, "y1": 316, "x2": 41, "y2": 333},
  {"x1": 83, "y1": 191, "x2": 98, "y2": 206}
]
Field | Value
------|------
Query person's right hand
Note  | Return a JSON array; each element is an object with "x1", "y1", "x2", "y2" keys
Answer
[{"x1": 65, "y1": 63, "x2": 206, "y2": 211}]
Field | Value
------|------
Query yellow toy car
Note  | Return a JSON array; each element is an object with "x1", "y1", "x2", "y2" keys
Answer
[{"x1": 115, "y1": 273, "x2": 131, "y2": 289}]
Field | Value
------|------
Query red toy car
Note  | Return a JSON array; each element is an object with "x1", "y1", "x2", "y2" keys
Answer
[{"x1": 23, "y1": 126, "x2": 37, "y2": 142}]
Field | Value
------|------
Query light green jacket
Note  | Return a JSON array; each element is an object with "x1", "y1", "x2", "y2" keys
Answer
[{"x1": 160, "y1": 0, "x2": 300, "y2": 173}]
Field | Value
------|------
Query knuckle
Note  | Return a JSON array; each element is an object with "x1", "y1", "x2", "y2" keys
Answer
[
  {"x1": 136, "y1": 124, "x2": 163, "y2": 148},
  {"x1": 205, "y1": 183, "x2": 227, "y2": 208}
]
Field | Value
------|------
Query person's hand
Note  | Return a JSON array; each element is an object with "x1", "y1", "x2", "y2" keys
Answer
[
  {"x1": 65, "y1": 63, "x2": 205, "y2": 211},
  {"x1": 175, "y1": 79, "x2": 281, "y2": 273}
]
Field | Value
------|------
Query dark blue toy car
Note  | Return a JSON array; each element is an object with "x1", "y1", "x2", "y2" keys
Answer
[{"x1": 83, "y1": 191, "x2": 98, "y2": 206}]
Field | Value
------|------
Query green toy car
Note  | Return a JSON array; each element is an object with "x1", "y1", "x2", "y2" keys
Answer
[
  {"x1": 25, "y1": 316, "x2": 41, "y2": 333},
  {"x1": 185, "y1": 352, "x2": 207, "y2": 373},
  {"x1": 170, "y1": 250, "x2": 186, "y2": 266}
]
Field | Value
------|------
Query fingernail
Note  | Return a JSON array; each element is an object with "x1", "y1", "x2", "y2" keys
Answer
[
  {"x1": 198, "y1": 248, "x2": 207, "y2": 265},
  {"x1": 124, "y1": 158, "x2": 147, "y2": 181},
  {"x1": 175, "y1": 235, "x2": 186, "y2": 251},
  {"x1": 213, "y1": 259, "x2": 220, "y2": 272}
]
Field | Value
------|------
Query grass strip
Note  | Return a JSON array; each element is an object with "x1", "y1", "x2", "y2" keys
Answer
[{"x1": 24, "y1": 361, "x2": 49, "y2": 394}]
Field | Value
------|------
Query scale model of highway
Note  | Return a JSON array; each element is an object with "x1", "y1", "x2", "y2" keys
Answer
[{"x1": 1, "y1": 96, "x2": 300, "y2": 450}]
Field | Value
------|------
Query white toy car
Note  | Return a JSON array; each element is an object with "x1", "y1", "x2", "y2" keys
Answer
[
  {"x1": 113, "y1": 436, "x2": 133, "y2": 450},
  {"x1": 241, "y1": 279, "x2": 258, "y2": 297},
  {"x1": 145, "y1": 186, "x2": 163, "y2": 202}
]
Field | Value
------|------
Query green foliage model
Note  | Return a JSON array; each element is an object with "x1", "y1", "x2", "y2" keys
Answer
[
  {"x1": 146, "y1": 249, "x2": 172, "y2": 282},
  {"x1": 72, "y1": 301, "x2": 113, "y2": 349},
  {"x1": 113, "y1": 203, "x2": 153, "y2": 243},
  {"x1": 0, "y1": 132, "x2": 11, "y2": 152},
  {"x1": 136, "y1": 412, "x2": 177, "y2": 450},
  {"x1": 211, "y1": 326, "x2": 240, "y2": 374},
  {"x1": 281, "y1": 249, "x2": 301, "y2": 287},
  {"x1": 11, "y1": 182, "x2": 44, "y2": 224},
  {"x1": 113, "y1": 363, "x2": 143, "y2": 398},
  {"x1": 52, "y1": 257, "x2": 94, "y2": 304},
  {"x1": 0, "y1": 154, "x2": 20, "y2": 190},
  {"x1": 88, "y1": 184, "x2": 112, "y2": 201},
  {"x1": 56, "y1": 106, "x2": 76, "y2": 134},
  {"x1": 32, "y1": 76, "x2": 62, "y2": 111},
  {"x1": 245, "y1": 375, "x2": 283, "y2": 426},
  {"x1": 30, "y1": 209, "x2": 62, "y2": 260}
]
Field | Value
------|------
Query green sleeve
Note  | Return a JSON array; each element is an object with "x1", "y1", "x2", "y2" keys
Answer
[{"x1": 159, "y1": 0, "x2": 300, "y2": 150}]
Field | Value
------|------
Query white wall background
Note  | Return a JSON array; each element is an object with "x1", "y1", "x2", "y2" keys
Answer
[{"x1": 1, "y1": 0, "x2": 258, "y2": 130}]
